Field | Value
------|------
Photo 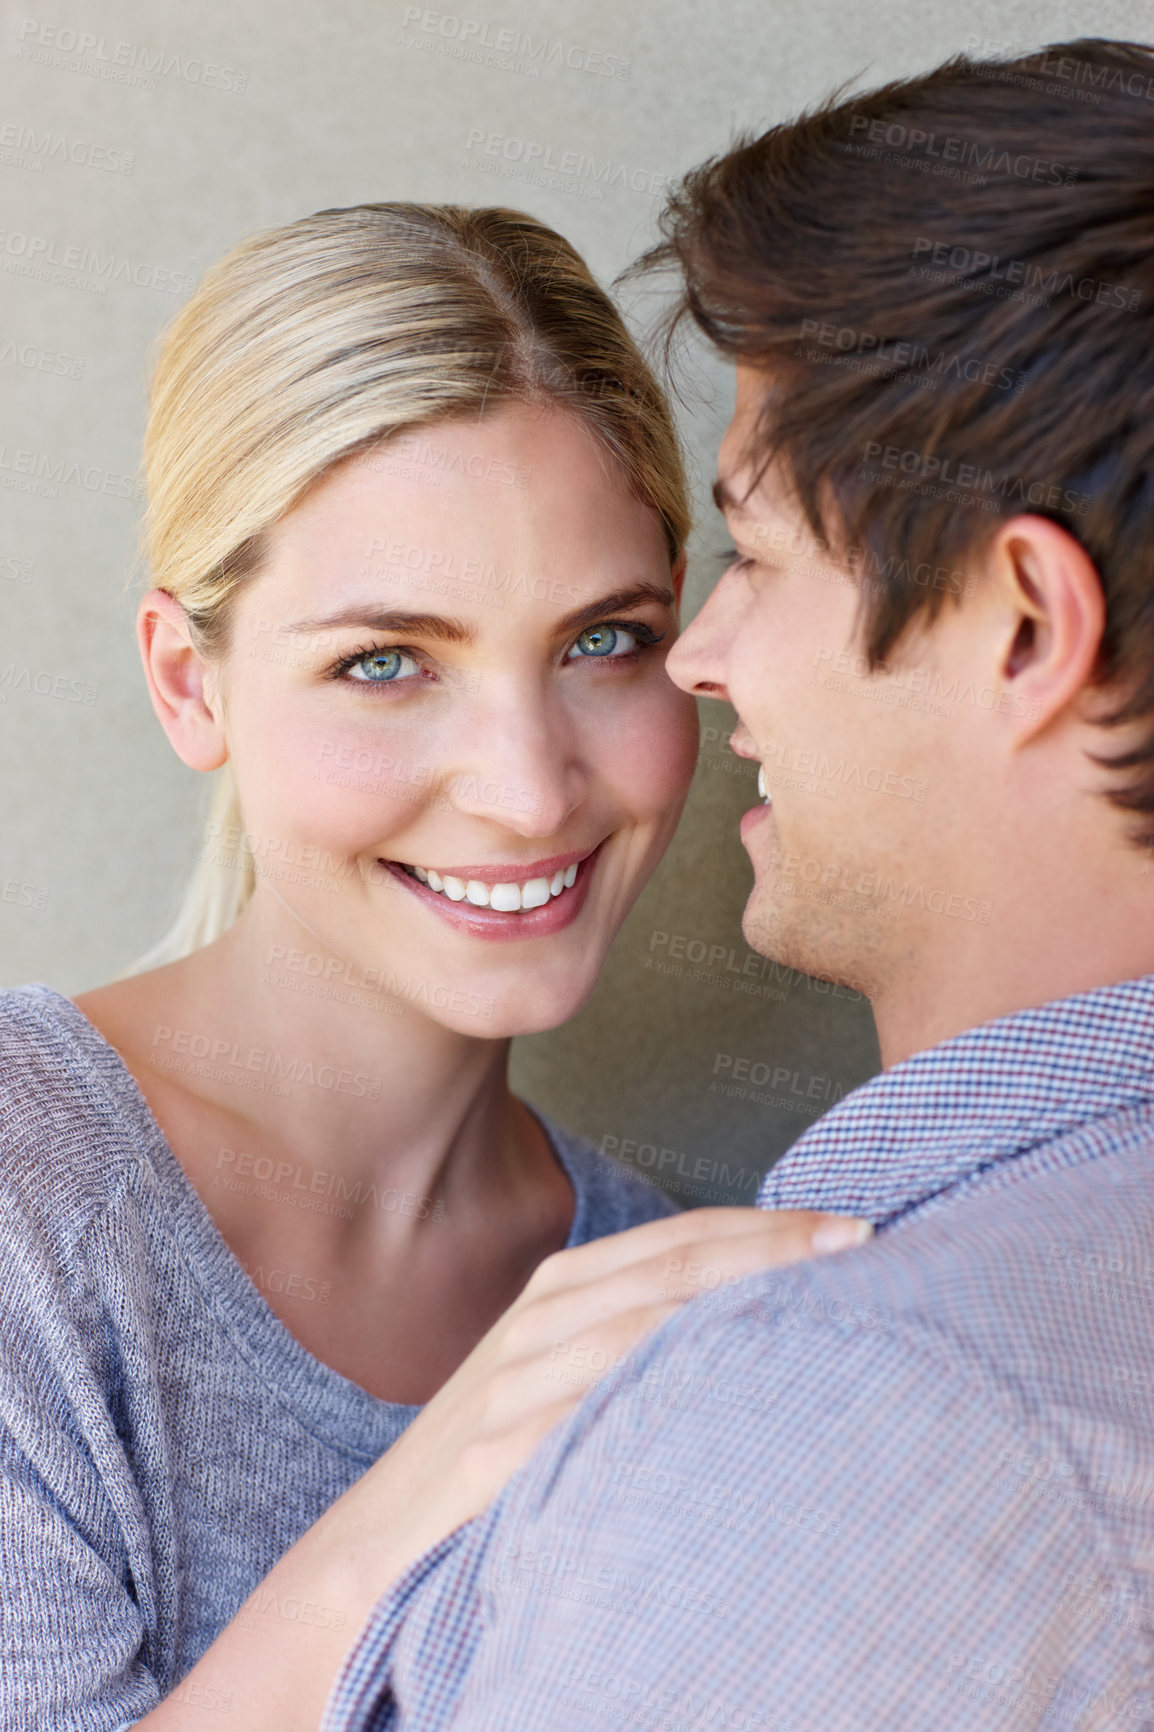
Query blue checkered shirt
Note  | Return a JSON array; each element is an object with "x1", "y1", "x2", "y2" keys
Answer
[{"x1": 323, "y1": 977, "x2": 1154, "y2": 1730}]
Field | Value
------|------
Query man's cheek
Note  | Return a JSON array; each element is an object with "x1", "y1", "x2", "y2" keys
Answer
[{"x1": 729, "y1": 656, "x2": 807, "y2": 749}]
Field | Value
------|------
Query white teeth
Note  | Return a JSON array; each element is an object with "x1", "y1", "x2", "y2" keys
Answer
[
  {"x1": 757, "y1": 765, "x2": 771, "y2": 804},
  {"x1": 404, "y1": 859, "x2": 583, "y2": 910},
  {"x1": 522, "y1": 877, "x2": 552, "y2": 909}
]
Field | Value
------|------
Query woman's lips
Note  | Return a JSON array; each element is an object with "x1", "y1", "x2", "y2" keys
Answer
[{"x1": 378, "y1": 843, "x2": 602, "y2": 941}]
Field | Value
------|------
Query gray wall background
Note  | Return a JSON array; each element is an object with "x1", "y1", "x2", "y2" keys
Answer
[{"x1": 2, "y1": 0, "x2": 1149, "y2": 1206}]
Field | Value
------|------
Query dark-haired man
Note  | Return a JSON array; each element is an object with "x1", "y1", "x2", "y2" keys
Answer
[{"x1": 326, "y1": 39, "x2": 1154, "y2": 1727}]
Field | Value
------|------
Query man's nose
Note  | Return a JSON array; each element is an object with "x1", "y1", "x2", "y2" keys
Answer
[{"x1": 665, "y1": 567, "x2": 746, "y2": 701}]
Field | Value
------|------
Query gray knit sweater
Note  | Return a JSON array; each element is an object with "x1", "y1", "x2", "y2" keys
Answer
[{"x1": 0, "y1": 985, "x2": 676, "y2": 1730}]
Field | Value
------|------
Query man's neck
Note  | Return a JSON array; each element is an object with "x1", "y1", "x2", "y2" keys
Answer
[{"x1": 870, "y1": 872, "x2": 1154, "y2": 1068}]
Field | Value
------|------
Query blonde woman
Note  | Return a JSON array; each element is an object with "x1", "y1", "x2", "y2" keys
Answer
[{"x1": 0, "y1": 204, "x2": 867, "y2": 1730}]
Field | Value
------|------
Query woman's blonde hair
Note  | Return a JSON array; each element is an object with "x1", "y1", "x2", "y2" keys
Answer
[{"x1": 136, "y1": 203, "x2": 690, "y2": 968}]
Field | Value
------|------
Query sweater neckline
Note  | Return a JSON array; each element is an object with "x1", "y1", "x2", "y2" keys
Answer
[{"x1": 20, "y1": 983, "x2": 588, "y2": 1463}]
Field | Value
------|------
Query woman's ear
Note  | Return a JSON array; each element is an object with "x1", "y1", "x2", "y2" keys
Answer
[{"x1": 137, "y1": 589, "x2": 228, "y2": 772}]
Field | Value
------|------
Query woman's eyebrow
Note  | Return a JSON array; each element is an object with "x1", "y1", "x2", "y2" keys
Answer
[
  {"x1": 281, "y1": 606, "x2": 476, "y2": 645},
  {"x1": 282, "y1": 583, "x2": 675, "y2": 645},
  {"x1": 555, "y1": 583, "x2": 677, "y2": 637}
]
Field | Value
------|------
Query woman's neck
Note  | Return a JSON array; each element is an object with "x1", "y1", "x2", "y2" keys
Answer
[
  {"x1": 75, "y1": 895, "x2": 577, "y2": 1402},
  {"x1": 76, "y1": 896, "x2": 536, "y2": 1236}
]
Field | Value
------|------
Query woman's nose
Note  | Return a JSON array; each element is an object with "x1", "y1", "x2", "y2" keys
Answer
[{"x1": 443, "y1": 691, "x2": 587, "y2": 838}]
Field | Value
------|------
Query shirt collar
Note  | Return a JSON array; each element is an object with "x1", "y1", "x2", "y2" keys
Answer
[{"x1": 756, "y1": 973, "x2": 1154, "y2": 1224}]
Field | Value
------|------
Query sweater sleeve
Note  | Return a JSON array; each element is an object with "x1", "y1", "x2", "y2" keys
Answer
[{"x1": 0, "y1": 1178, "x2": 162, "y2": 1731}]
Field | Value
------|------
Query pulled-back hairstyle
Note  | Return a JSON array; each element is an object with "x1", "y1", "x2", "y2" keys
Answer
[
  {"x1": 639, "y1": 38, "x2": 1154, "y2": 844},
  {"x1": 139, "y1": 203, "x2": 690, "y2": 964}
]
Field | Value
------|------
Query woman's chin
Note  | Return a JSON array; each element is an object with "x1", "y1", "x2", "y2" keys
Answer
[{"x1": 463, "y1": 970, "x2": 604, "y2": 1041}]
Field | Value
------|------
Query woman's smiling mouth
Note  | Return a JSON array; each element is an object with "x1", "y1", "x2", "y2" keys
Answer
[{"x1": 379, "y1": 845, "x2": 602, "y2": 939}]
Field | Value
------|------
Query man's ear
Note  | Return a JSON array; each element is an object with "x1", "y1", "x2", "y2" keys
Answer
[
  {"x1": 138, "y1": 589, "x2": 229, "y2": 772},
  {"x1": 671, "y1": 551, "x2": 688, "y2": 608},
  {"x1": 986, "y1": 514, "x2": 1105, "y2": 741}
]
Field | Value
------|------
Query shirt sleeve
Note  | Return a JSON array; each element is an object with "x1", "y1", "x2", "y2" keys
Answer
[
  {"x1": 323, "y1": 1271, "x2": 1142, "y2": 1731},
  {"x1": 0, "y1": 1183, "x2": 161, "y2": 1731},
  {"x1": 321, "y1": 1528, "x2": 495, "y2": 1732}
]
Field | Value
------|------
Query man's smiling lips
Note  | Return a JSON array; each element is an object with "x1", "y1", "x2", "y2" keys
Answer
[
  {"x1": 725, "y1": 727, "x2": 775, "y2": 848},
  {"x1": 378, "y1": 844, "x2": 603, "y2": 940}
]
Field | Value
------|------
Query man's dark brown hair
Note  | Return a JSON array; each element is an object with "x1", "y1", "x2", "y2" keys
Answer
[{"x1": 642, "y1": 39, "x2": 1154, "y2": 841}]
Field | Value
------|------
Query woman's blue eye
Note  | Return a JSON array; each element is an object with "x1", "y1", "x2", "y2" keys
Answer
[
  {"x1": 568, "y1": 624, "x2": 637, "y2": 661},
  {"x1": 346, "y1": 648, "x2": 419, "y2": 683}
]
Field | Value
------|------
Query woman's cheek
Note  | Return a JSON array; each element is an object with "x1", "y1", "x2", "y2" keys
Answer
[
  {"x1": 645, "y1": 677, "x2": 700, "y2": 794},
  {"x1": 243, "y1": 702, "x2": 431, "y2": 855},
  {"x1": 591, "y1": 678, "x2": 699, "y2": 814}
]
